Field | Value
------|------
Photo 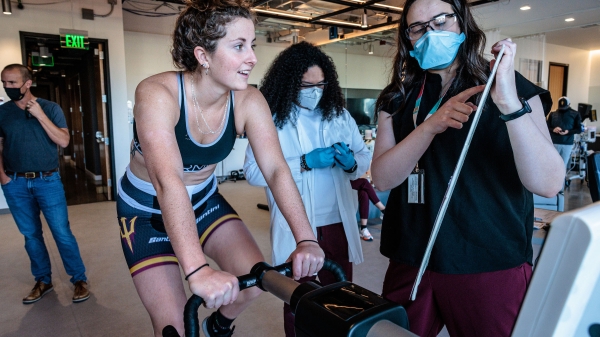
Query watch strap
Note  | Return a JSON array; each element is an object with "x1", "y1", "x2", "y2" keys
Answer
[{"x1": 499, "y1": 97, "x2": 532, "y2": 122}]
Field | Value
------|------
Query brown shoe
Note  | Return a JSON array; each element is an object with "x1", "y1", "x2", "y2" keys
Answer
[
  {"x1": 23, "y1": 281, "x2": 54, "y2": 304},
  {"x1": 72, "y1": 280, "x2": 90, "y2": 303}
]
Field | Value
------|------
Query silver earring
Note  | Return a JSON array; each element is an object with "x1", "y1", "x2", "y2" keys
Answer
[{"x1": 202, "y1": 63, "x2": 209, "y2": 75}]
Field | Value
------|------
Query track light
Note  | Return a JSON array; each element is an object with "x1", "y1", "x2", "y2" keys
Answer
[
  {"x1": 368, "y1": 44, "x2": 374, "y2": 55},
  {"x1": 2, "y1": 0, "x2": 12, "y2": 15},
  {"x1": 361, "y1": 9, "x2": 368, "y2": 28}
]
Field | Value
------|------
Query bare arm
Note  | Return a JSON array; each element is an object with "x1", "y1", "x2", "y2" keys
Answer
[
  {"x1": 26, "y1": 99, "x2": 70, "y2": 148},
  {"x1": 243, "y1": 143, "x2": 268, "y2": 187},
  {"x1": 490, "y1": 39, "x2": 564, "y2": 197},
  {"x1": 134, "y1": 77, "x2": 237, "y2": 308},
  {"x1": 504, "y1": 95, "x2": 564, "y2": 197},
  {"x1": 240, "y1": 88, "x2": 324, "y2": 279}
]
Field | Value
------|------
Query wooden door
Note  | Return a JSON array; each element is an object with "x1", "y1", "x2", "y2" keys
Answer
[
  {"x1": 548, "y1": 63, "x2": 568, "y2": 112},
  {"x1": 68, "y1": 75, "x2": 86, "y2": 171},
  {"x1": 93, "y1": 43, "x2": 113, "y2": 200}
]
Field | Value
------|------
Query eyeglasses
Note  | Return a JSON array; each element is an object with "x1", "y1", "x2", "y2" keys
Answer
[
  {"x1": 405, "y1": 13, "x2": 458, "y2": 41},
  {"x1": 300, "y1": 82, "x2": 328, "y2": 89}
]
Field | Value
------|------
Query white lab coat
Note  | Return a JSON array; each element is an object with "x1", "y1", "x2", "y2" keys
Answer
[{"x1": 244, "y1": 107, "x2": 371, "y2": 266}]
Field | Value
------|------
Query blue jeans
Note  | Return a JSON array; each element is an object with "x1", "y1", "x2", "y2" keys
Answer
[
  {"x1": 554, "y1": 143, "x2": 574, "y2": 169},
  {"x1": 1, "y1": 171, "x2": 87, "y2": 284}
]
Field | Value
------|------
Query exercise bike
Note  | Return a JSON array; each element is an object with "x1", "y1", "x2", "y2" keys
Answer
[{"x1": 162, "y1": 260, "x2": 416, "y2": 337}]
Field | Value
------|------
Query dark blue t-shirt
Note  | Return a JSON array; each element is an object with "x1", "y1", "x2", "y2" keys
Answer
[{"x1": 0, "y1": 98, "x2": 67, "y2": 172}]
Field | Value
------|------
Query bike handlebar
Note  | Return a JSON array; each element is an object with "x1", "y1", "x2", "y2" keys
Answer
[{"x1": 164, "y1": 260, "x2": 347, "y2": 337}]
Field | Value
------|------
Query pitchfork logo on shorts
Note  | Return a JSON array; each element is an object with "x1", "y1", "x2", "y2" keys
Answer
[{"x1": 119, "y1": 216, "x2": 137, "y2": 253}]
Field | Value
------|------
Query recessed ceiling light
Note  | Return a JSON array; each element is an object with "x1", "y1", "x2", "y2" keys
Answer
[
  {"x1": 520, "y1": 6, "x2": 531, "y2": 10},
  {"x1": 565, "y1": 18, "x2": 575, "y2": 22}
]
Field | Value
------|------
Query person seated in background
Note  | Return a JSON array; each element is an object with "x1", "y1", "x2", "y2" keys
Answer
[
  {"x1": 244, "y1": 41, "x2": 371, "y2": 337},
  {"x1": 350, "y1": 178, "x2": 386, "y2": 241}
]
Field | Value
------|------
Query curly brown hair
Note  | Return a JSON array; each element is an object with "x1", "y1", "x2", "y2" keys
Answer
[
  {"x1": 171, "y1": 0, "x2": 254, "y2": 72},
  {"x1": 260, "y1": 42, "x2": 346, "y2": 129}
]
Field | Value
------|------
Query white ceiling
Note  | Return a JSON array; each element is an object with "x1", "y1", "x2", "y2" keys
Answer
[
  {"x1": 122, "y1": 0, "x2": 600, "y2": 51},
  {"x1": 472, "y1": 0, "x2": 600, "y2": 51}
]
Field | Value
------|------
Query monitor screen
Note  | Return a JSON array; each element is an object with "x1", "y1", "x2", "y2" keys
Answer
[
  {"x1": 578, "y1": 103, "x2": 593, "y2": 121},
  {"x1": 512, "y1": 202, "x2": 600, "y2": 337},
  {"x1": 346, "y1": 98, "x2": 377, "y2": 126}
]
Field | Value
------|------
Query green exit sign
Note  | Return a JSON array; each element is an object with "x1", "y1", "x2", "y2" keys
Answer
[{"x1": 60, "y1": 34, "x2": 89, "y2": 49}]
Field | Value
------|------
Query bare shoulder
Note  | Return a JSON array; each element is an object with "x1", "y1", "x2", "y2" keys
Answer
[
  {"x1": 232, "y1": 85, "x2": 272, "y2": 134},
  {"x1": 134, "y1": 71, "x2": 180, "y2": 120},
  {"x1": 234, "y1": 85, "x2": 269, "y2": 112},
  {"x1": 135, "y1": 71, "x2": 179, "y2": 105}
]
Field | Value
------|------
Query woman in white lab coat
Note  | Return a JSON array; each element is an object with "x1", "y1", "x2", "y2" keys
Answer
[{"x1": 244, "y1": 42, "x2": 371, "y2": 337}]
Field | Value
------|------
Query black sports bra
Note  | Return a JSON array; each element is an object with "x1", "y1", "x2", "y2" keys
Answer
[{"x1": 132, "y1": 72, "x2": 237, "y2": 172}]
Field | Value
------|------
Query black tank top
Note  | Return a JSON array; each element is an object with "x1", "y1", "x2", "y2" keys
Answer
[{"x1": 132, "y1": 72, "x2": 237, "y2": 172}]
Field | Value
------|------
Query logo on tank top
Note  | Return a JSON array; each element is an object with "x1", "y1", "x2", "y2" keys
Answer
[
  {"x1": 119, "y1": 216, "x2": 137, "y2": 253},
  {"x1": 183, "y1": 164, "x2": 208, "y2": 172}
]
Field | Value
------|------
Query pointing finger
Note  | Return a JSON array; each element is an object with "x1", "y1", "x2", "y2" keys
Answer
[{"x1": 454, "y1": 85, "x2": 485, "y2": 103}]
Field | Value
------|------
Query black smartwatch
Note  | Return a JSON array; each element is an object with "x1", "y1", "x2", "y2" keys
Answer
[{"x1": 499, "y1": 97, "x2": 532, "y2": 122}]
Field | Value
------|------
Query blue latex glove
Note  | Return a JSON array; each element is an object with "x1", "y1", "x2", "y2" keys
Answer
[
  {"x1": 305, "y1": 147, "x2": 336, "y2": 169},
  {"x1": 332, "y1": 142, "x2": 356, "y2": 171}
]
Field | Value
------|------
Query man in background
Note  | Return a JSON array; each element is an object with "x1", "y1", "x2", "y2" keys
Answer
[
  {"x1": 0, "y1": 64, "x2": 89, "y2": 304},
  {"x1": 547, "y1": 96, "x2": 583, "y2": 169}
]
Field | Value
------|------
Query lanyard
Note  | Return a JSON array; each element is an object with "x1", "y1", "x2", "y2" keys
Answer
[{"x1": 412, "y1": 74, "x2": 454, "y2": 128}]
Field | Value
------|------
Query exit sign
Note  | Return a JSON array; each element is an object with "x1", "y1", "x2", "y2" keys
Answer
[
  {"x1": 61, "y1": 34, "x2": 89, "y2": 49},
  {"x1": 59, "y1": 28, "x2": 89, "y2": 50}
]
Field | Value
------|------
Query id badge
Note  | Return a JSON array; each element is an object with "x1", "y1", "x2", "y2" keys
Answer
[{"x1": 408, "y1": 169, "x2": 425, "y2": 204}]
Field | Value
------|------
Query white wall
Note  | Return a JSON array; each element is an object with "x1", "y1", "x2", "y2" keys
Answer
[
  {"x1": 124, "y1": 31, "x2": 394, "y2": 105},
  {"x1": 587, "y1": 50, "x2": 600, "y2": 129},
  {"x1": 0, "y1": 0, "x2": 130, "y2": 210},
  {"x1": 544, "y1": 43, "x2": 591, "y2": 108},
  {"x1": 124, "y1": 31, "x2": 176, "y2": 105}
]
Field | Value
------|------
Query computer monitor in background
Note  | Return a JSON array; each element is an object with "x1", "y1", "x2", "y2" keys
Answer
[
  {"x1": 512, "y1": 202, "x2": 600, "y2": 337},
  {"x1": 346, "y1": 98, "x2": 377, "y2": 126},
  {"x1": 578, "y1": 103, "x2": 593, "y2": 121}
]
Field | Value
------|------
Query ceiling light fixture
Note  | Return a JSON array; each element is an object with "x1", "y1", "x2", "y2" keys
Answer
[
  {"x1": 373, "y1": 3, "x2": 403, "y2": 11},
  {"x1": 2, "y1": 0, "x2": 12, "y2": 15},
  {"x1": 319, "y1": 18, "x2": 363, "y2": 27},
  {"x1": 253, "y1": 8, "x2": 309, "y2": 20},
  {"x1": 565, "y1": 18, "x2": 574, "y2": 22},
  {"x1": 368, "y1": 44, "x2": 374, "y2": 54},
  {"x1": 361, "y1": 9, "x2": 368, "y2": 28},
  {"x1": 520, "y1": 6, "x2": 531, "y2": 10}
]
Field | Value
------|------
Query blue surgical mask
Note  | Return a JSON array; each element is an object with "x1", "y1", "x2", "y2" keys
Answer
[
  {"x1": 298, "y1": 87, "x2": 323, "y2": 111},
  {"x1": 409, "y1": 31, "x2": 466, "y2": 70}
]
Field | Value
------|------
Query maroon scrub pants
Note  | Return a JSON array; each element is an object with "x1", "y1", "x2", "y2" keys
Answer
[{"x1": 382, "y1": 260, "x2": 532, "y2": 337}]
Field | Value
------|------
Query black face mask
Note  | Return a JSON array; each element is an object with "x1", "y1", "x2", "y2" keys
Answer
[{"x1": 4, "y1": 83, "x2": 27, "y2": 101}]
